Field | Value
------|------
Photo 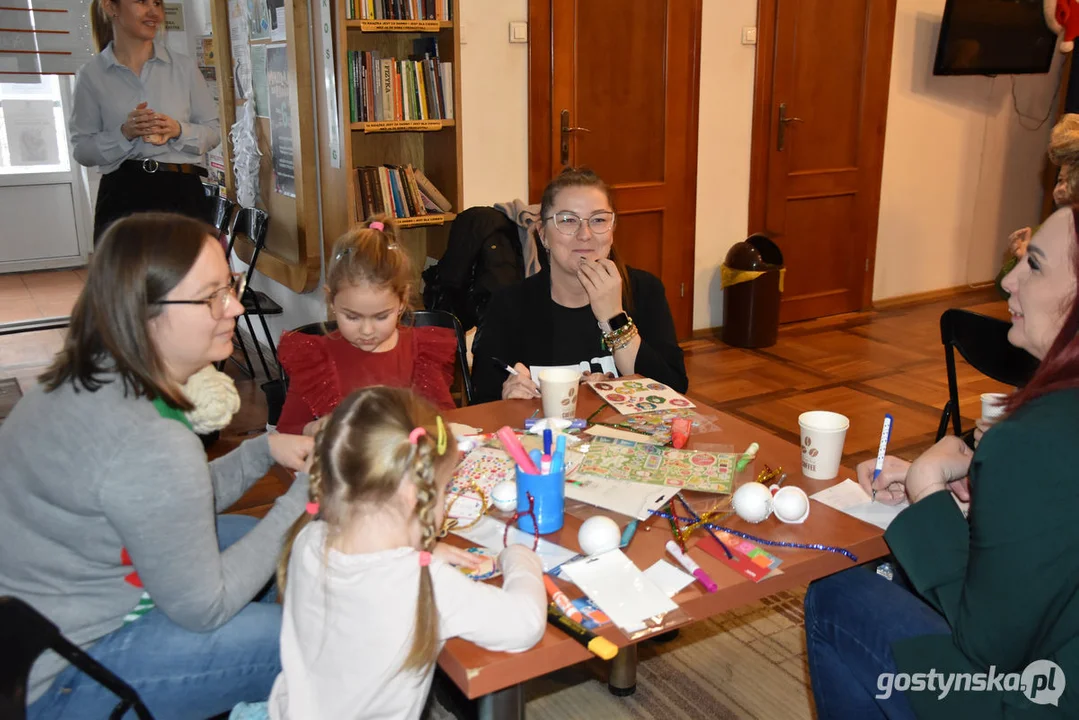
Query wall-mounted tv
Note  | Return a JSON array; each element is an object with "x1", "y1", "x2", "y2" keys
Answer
[{"x1": 934, "y1": 0, "x2": 1056, "y2": 76}]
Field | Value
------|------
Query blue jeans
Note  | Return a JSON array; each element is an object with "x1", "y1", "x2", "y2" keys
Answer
[
  {"x1": 804, "y1": 566, "x2": 951, "y2": 720},
  {"x1": 28, "y1": 515, "x2": 281, "y2": 720}
]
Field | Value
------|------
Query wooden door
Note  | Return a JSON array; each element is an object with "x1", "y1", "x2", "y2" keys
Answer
[
  {"x1": 749, "y1": 0, "x2": 897, "y2": 323},
  {"x1": 529, "y1": 0, "x2": 702, "y2": 340}
]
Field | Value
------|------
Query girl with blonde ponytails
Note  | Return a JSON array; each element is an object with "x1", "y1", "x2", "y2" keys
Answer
[{"x1": 264, "y1": 387, "x2": 545, "y2": 720}]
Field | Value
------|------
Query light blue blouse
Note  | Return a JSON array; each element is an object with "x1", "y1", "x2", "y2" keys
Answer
[{"x1": 69, "y1": 40, "x2": 220, "y2": 174}]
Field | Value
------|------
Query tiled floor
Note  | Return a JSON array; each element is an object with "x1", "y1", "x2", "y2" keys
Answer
[{"x1": 0, "y1": 269, "x2": 84, "y2": 391}]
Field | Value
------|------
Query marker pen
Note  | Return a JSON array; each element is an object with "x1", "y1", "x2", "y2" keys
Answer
[{"x1": 665, "y1": 540, "x2": 718, "y2": 593}]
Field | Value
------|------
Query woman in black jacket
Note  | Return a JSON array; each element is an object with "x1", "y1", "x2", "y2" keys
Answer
[{"x1": 471, "y1": 167, "x2": 686, "y2": 403}]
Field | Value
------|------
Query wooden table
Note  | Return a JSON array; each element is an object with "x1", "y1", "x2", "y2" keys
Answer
[{"x1": 438, "y1": 390, "x2": 889, "y2": 719}]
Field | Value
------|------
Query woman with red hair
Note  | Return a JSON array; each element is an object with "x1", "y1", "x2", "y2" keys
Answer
[{"x1": 805, "y1": 206, "x2": 1079, "y2": 719}]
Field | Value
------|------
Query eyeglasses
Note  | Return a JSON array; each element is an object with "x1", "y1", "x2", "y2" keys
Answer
[
  {"x1": 154, "y1": 272, "x2": 246, "y2": 320},
  {"x1": 545, "y1": 210, "x2": 616, "y2": 237}
]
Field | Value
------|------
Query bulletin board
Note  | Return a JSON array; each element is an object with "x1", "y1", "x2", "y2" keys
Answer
[{"x1": 210, "y1": 0, "x2": 320, "y2": 293}]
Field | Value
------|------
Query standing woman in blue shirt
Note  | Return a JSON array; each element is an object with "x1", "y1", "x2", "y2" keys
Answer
[{"x1": 72, "y1": 0, "x2": 220, "y2": 243}]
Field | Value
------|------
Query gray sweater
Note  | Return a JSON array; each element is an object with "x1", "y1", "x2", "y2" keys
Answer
[{"x1": 0, "y1": 377, "x2": 307, "y2": 702}]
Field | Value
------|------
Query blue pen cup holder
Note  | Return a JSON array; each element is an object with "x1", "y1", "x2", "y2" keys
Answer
[{"x1": 514, "y1": 466, "x2": 565, "y2": 534}]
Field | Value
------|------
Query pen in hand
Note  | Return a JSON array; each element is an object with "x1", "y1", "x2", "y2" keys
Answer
[
  {"x1": 491, "y1": 356, "x2": 519, "y2": 376},
  {"x1": 871, "y1": 414, "x2": 893, "y2": 502}
]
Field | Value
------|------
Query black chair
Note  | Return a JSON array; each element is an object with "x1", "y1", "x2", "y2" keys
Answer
[
  {"x1": 935, "y1": 309, "x2": 1039, "y2": 441},
  {"x1": 208, "y1": 195, "x2": 236, "y2": 237},
  {"x1": 225, "y1": 207, "x2": 283, "y2": 382},
  {"x1": 0, "y1": 596, "x2": 153, "y2": 720}
]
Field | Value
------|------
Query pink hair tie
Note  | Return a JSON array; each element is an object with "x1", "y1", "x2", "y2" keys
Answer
[
  {"x1": 305, "y1": 502, "x2": 319, "y2": 515},
  {"x1": 369, "y1": 221, "x2": 385, "y2": 231},
  {"x1": 418, "y1": 551, "x2": 431, "y2": 567},
  {"x1": 409, "y1": 427, "x2": 427, "y2": 445}
]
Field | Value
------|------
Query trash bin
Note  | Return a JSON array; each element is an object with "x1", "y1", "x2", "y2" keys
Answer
[{"x1": 721, "y1": 234, "x2": 784, "y2": 348}]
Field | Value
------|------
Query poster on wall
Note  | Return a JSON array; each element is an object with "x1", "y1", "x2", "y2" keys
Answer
[
  {"x1": 265, "y1": 43, "x2": 295, "y2": 198},
  {"x1": 246, "y1": 0, "x2": 270, "y2": 40},
  {"x1": 249, "y1": 44, "x2": 269, "y2": 118},
  {"x1": 2, "y1": 99, "x2": 59, "y2": 166},
  {"x1": 227, "y1": 0, "x2": 252, "y2": 100},
  {"x1": 163, "y1": 3, "x2": 184, "y2": 31}
]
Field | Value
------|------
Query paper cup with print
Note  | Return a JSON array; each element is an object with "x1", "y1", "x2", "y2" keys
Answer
[
  {"x1": 980, "y1": 392, "x2": 1008, "y2": 422},
  {"x1": 798, "y1": 411, "x2": 849, "y2": 480},
  {"x1": 537, "y1": 368, "x2": 581, "y2": 420}
]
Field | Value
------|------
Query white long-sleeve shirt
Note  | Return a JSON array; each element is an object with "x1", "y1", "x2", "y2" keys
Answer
[
  {"x1": 69, "y1": 40, "x2": 220, "y2": 174},
  {"x1": 268, "y1": 522, "x2": 546, "y2": 720}
]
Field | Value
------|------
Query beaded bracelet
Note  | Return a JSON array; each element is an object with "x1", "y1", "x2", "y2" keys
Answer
[
  {"x1": 602, "y1": 319, "x2": 637, "y2": 351},
  {"x1": 606, "y1": 324, "x2": 639, "y2": 352}
]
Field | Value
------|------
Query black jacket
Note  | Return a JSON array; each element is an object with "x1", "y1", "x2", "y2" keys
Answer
[{"x1": 470, "y1": 266, "x2": 687, "y2": 403}]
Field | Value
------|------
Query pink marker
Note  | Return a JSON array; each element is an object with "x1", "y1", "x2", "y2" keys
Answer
[
  {"x1": 665, "y1": 540, "x2": 718, "y2": 593},
  {"x1": 541, "y1": 454, "x2": 552, "y2": 473},
  {"x1": 496, "y1": 426, "x2": 540, "y2": 474}
]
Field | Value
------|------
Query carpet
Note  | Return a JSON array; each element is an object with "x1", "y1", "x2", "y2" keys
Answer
[
  {"x1": 0, "y1": 377, "x2": 21, "y2": 426},
  {"x1": 433, "y1": 588, "x2": 814, "y2": 720}
]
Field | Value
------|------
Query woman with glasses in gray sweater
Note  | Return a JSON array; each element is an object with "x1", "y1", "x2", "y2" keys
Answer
[{"x1": 0, "y1": 213, "x2": 312, "y2": 719}]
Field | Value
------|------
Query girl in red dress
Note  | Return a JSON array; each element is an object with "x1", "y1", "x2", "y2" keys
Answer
[{"x1": 276, "y1": 217, "x2": 457, "y2": 435}]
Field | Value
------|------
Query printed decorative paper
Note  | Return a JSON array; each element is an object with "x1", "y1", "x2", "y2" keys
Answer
[
  {"x1": 576, "y1": 436, "x2": 735, "y2": 494},
  {"x1": 586, "y1": 378, "x2": 695, "y2": 415}
]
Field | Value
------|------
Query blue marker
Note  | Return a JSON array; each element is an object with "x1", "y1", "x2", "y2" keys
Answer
[
  {"x1": 619, "y1": 520, "x2": 638, "y2": 548},
  {"x1": 543, "y1": 428, "x2": 553, "y2": 456},
  {"x1": 872, "y1": 414, "x2": 894, "y2": 499},
  {"x1": 529, "y1": 449, "x2": 543, "y2": 473}
]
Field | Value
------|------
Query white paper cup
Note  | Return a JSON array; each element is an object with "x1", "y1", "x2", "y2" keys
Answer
[
  {"x1": 537, "y1": 368, "x2": 581, "y2": 419},
  {"x1": 980, "y1": 392, "x2": 1008, "y2": 422},
  {"x1": 798, "y1": 411, "x2": 850, "y2": 480}
]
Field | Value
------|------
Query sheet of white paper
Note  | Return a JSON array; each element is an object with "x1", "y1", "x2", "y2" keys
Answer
[
  {"x1": 564, "y1": 474, "x2": 677, "y2": 520},
  {"x1": 810, "y1": 479, "x2": 908, "y2": 530},
  {"x1": 584, "y1": 425, "x2": 661, "y2": 445},
  {"x1": 643, "y1": 559, "x2": 695, "y2": 598},
  {"x1": 452, "y1": 516, "x2": 577, "y2": 573},
  {"x1": 561, "y1": 549, "x2": 678, "y2": 633}
]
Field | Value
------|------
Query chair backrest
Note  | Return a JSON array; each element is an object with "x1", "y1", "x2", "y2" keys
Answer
[
  {"x1": 209, "y1": 195, "x2": 236, "y2": 236},
  {"x1": 0, "y1": 596, "x2": 153, "y2": 720},
  {"x1": 409, "y1": 310, "x2": 475, "y2": 406},
  {"x1": 939, "y1": 309, "x2": 1039, "y2": 437},
  {"x1": 289, "y1": 311, "x2": 474, "y2": 406},
  {"x1": 224, "y1": 207, "x2": 271, "y2": 280}
]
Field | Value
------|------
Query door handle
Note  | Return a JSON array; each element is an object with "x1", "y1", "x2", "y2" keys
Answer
[
  {"x1": 560, "y1": 109, "x2": 591, "y2": 166},
  {"x1": 777, "y1": 103, "x2": 803, "y2": 152}
]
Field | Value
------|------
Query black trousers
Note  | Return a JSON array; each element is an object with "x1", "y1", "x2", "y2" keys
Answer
[{"x1": 93, "y1": 163, "x2": 212, "y2": 245}]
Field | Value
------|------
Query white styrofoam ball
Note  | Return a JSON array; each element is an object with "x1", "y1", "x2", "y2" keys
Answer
[
  {"x1": 578, "y1": 516, "x2": 622, "y2": 556},
  {"x1": 772, "y1": 486, "x2": 810, "y2": 524},
  {"x1": 732, "y1": 482, "x2": 773, "y2": 524},
  {"x1": 490, "y1": 481, "x2": 517, "y2": 512}
]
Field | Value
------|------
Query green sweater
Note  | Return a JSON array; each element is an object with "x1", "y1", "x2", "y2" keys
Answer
[{"x1": 886, "y1": 389, "x2": 1079, "y2": 718}]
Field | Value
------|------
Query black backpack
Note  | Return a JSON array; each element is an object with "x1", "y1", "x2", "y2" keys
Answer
[{"x1": 423, "y1": 206, "x2": 544, "y2": 330}]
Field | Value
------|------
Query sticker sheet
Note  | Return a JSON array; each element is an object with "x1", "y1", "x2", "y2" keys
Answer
[
  {"x1": 586, "y1": 378, "x2": 695, "y2": 415},
  {"x1": 445, "y1": 446, "x2": 515, "y2": 520},
  {"x1": 576, "y1": 436, "x2": 735, "y2": 494}
]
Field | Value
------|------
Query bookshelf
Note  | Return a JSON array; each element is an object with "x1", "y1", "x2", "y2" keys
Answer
[{"x1": 312, "y1": 3, "x2": 463, "y2": 279}]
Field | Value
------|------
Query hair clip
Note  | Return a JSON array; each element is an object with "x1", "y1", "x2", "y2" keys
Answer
[
  {"x1": 418, "y1": 551, "x2": 431, "y2": 567},
  {"x1": 369, "y1": 221, "x2": 385, "y2": 231},
  {"x1": 333, "y1": 248, "x2": 350, "y2": 262},
  {"x1": 409, "y1": 427, "x2": 427, "y2": 445},
  {"x1": 305, "y1": 502, "x2": 320, "y2": 515},
  {"x1": 435, "y1": 417, "x2": 448, "y2": 456}
]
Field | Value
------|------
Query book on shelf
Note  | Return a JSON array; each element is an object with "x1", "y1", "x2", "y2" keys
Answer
[
  {"x1": 345, "y1": 0, "x2": 453, "y2": 22},
  {"x1": 355, "y1": 164, "x2": 452, "y2": 221},
  {"x1": 346, "y1": 43, "x2": 453, "y2": 123}
]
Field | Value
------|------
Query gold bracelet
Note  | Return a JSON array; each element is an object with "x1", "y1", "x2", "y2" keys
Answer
[{"x1": 607, "y1": 324, "x2": 639, "y2": 352}]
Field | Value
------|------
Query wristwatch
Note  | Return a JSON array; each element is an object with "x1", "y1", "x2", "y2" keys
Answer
[{"x1": 598, "y1": 312, "x2": 630, "y2": 335}]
